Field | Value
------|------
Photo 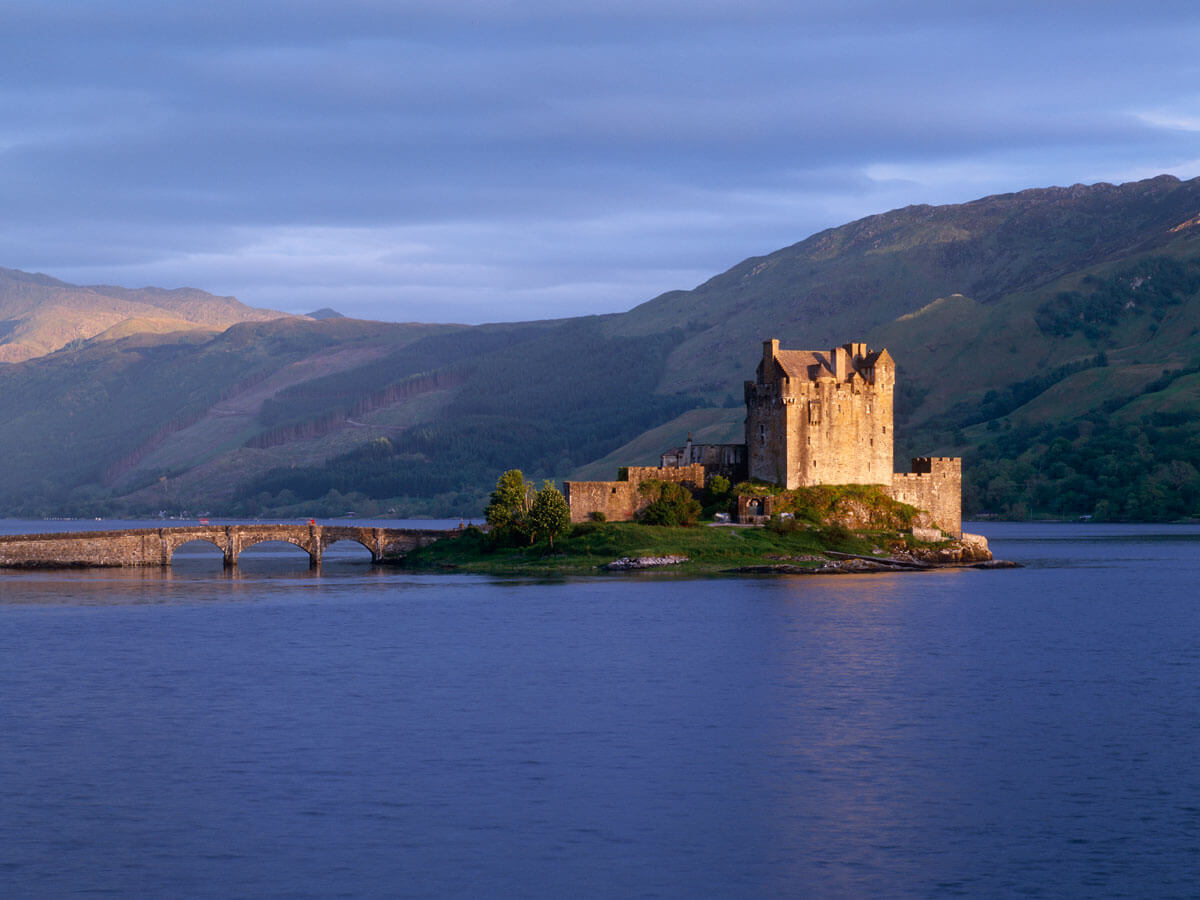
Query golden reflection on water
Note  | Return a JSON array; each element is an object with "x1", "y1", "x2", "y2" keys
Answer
[
  {"x1": 0, "y1": 543, "x2": 386, "y2": 605},
  {"x1": 756, "y1": 568, "x2": 981, "y2": 890}
]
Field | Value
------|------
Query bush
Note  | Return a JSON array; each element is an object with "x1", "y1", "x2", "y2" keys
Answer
[
  {"x1": 701, "y1": 475, "x2": 733, "y2": 517},
  {"x1": 636, "y1": 480, "x2": 702, "y2": 527},
  {"x1": 767, "y1": 514, "x2": 803, "y2": 534}
]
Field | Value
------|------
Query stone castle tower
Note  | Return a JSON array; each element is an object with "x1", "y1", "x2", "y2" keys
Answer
[{"x1": 745, "y1": 339, "x2": 894, "y2": 489}]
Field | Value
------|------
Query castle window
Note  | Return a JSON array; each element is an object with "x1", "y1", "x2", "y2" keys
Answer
[
  {"x1": 758, "y1": 423, "x2": 766, "y2": 445},
  {"x1": 808, "y1": 401, "x2": 821, "y2": 425}
]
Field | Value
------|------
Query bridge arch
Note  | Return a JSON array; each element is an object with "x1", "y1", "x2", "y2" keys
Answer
[
  {"x1": 161, "y1": 530, "x2": 232, "y2": 566},
  {"x1": 167, "y1": 537, "x2": 227, "y2": 566},
  {"x1": 236, "y1": 535, "x2": 318, "y2": 567},
  {"x1": 321, "y1": 537, "x2": 375, "y2": 561}
]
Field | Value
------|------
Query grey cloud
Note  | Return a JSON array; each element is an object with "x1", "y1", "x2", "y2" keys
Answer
[{"x1": 1, "y1": 1, "x2": 1198, "y2": 322}]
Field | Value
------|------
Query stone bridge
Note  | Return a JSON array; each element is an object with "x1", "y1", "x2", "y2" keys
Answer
[{"x1": 0, "y1": 524, "x2": 459, "y2": 569}]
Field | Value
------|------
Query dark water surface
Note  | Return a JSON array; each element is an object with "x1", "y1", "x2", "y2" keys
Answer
[{"x1": 2, "y1": 521, "x2": 1198, "y2": 898}]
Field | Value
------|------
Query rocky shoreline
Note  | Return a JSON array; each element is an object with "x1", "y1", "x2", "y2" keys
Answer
[
  {"x1": 604, "y1": 555, "x2": 689, "y2": 570},
  {"x1": 605, "y1": 532, "x2": 1018, "y2": 575},
  {"x1": 727, "y1": 556, "x2": 1020, "y2": 575}
]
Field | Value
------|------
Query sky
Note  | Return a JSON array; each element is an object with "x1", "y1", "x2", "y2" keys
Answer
[{"x1": 2, "y1": 1, "x2": 1199, "y2": 324}]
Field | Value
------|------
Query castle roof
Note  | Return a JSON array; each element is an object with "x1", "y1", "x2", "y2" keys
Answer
[
  {"x1": 773, "y1": 350, "x2": 827, "y2": 380},
  {"x1": 764, "y1": 342, "x2": 892, "y2": 384}
]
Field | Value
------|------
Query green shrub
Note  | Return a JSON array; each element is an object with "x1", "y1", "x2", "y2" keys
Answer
[{"x1": 636, "y1": 480, "x2": 702, "y2": 527}]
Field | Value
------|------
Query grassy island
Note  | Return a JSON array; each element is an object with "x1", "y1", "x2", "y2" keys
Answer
[{"x1": 392, "y1": 520, "x2": 976, "y2": 577}]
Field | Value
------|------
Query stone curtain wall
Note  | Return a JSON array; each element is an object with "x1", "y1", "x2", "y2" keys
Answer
[
  {"x1": 565, "y1": 464, "x2": 706, "y2": 523},
  {"x1": 889, "y1": 457, "x2": 963, "y2": 537},
  {"x1": 563, "y1": 481, "x2": 641, "y2": 523}
]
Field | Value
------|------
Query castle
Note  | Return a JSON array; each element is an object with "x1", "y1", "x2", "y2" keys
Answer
[{"x1": 564, "y1": 339, "x2": 962, "y2": 536}]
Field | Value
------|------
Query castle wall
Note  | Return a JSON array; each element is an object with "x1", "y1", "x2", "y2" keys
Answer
[
  {"x1": 745, "y1": 379, "x2": 796, "y2": 486},
  {"x1": 564, "y1": 464, "x2": 705, "y2": 523},
  {"x1": 787, "y1": 379, "x2": 892, "y2": 487},
  {"x1": 888, "y1": 457, "x2": 962, "y2": 537},
  {"x1": 563, "y1": 481, "x2": 641, "y2": 523},
  {"x1": 660, "y1": 442, "x2": 747, "y2": 483}
]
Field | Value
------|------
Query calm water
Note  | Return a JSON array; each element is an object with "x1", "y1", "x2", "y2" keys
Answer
[{"x1": 1, "y1": 520, "x2": 1198, "y2": 898}]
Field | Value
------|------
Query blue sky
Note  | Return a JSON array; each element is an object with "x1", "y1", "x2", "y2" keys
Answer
[{"x1": 2, "y1": 1, "x2": 1198, "y2": 323}]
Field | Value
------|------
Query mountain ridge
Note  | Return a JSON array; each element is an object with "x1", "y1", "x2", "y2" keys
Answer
[
  {"x1": 0, "y1": 266, "x2": 300, "y2": 362},
  {"x1": 2, "y1": 173, "x2": 1200, "y2": 520}
]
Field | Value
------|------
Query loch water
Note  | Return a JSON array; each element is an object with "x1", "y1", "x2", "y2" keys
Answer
[{"x1": 1, "y1": 520, "x2": 1198, "y2": 898}]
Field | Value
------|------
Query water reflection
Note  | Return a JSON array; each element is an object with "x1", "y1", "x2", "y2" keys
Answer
[
  {"x1": 0, "y1": 558, "x2": 407, "y2": 606},
  {"x1": 2, "y1": 526, "x2": 1198, "y2": 896}
]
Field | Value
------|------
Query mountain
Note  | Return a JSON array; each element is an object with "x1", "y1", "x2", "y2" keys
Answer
[
  {"x1": 0, "y1": 267, "x2": 298, "y2": 362},
  {"x1": 1, "y1": 174, "x2": 1199, "y2": 520},
  {"x1": 609, "y1": 173, "x2": 1200, "y2": 395}
]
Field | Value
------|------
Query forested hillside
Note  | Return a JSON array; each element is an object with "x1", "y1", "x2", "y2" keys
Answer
[{"x1": 3, "y1": 174, "x2": 1200, "y2": 520}]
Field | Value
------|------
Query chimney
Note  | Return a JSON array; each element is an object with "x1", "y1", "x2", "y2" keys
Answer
[
  {"x1": 763, "y1": 338, "x2": 779, "y2": 371},
  {"x1": 831, "y1": 346, "x2": 849, "y2": 381}
]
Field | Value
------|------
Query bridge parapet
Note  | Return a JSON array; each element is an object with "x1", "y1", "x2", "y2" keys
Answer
[{"x1": 0, "y1": 524, "x2": 460, "y2": 569}]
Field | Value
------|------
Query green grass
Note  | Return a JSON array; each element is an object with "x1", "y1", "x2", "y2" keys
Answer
[{"x1": 393, "y1": 521, "x2": 910, "y2": 576}]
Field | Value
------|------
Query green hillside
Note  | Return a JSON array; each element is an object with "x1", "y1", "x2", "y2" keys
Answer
[
  {"x1": 2, "y1": 174, "x2": 1200, "y2": 520},
  {"x1": 609, "y1": 174, "x2": 1200, "y2": 399}
]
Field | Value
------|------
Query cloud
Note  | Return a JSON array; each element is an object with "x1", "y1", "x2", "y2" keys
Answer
[{"x1": 1, "y1": 1, "x2": 1198, "y2": 322}]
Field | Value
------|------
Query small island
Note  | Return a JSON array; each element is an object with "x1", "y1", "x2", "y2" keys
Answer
[
  {"x1": 398, "y1": 338, "x2": 1005, "y2": 576},
  {"x1": 396, "y1": 505, "x2": 997, "y2": 577}
]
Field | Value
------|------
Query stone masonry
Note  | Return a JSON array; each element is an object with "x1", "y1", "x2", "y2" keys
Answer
[
  {"x1": 0, "y1": 524, "x2": 456, "y2": 568},
  {"x1": 889, "y1": 457, "x2": 963, "y2": 536},
  {"x1": 745, "y1": 339, "x2": 894, "y2": 488},
  {"x1": 566, "y1": 337, "x2": 964, "y2": 537},
  {"x1": 564, "y1": 464, "x2": 705, "y2": 524}
]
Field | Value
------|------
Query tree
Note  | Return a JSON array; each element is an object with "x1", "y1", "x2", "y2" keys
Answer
[
  {"x1": 484, "y1": 469, "x2": 533, "y2": 542},
  {"x1": 704, "y1": 474, "x2": 731, "y2": 505},
  {"x1": 699, "y1": 474, "x2": 733, "y2": 518},
  {"x1": 636, "y1": 480, "x2": 702, "y2": 527},
  {"x1": 528, "y1": 481, "x2": 571, "y2": 549}
]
